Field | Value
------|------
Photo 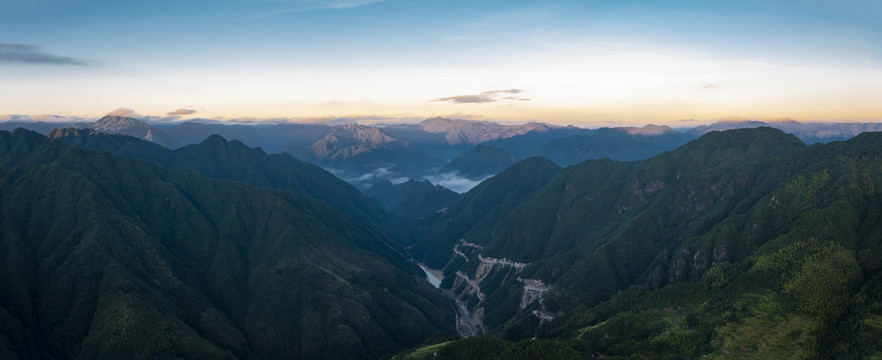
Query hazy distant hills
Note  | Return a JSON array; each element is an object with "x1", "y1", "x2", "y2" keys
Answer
[
  {"x1": 441, "y1": 145, "x2": 520, "y2": 180},
  {"x1": 0, "y1": 129, "x2": 455, "y2": 359},
  {"x1": 402, "y1": 127, "x2": 882, "y2": 358},
  {"x1": 157, "y1": 122, "x2": 331, "y2": 153},
  {"x1": 9, "y1": 115, "x2": 882, "y2": 194},
  {"x1": 385, "y1": 118, "x2": 560, "y2": 146},
  {"x1": 0, "y1": 121, "x2": 85, "y2": 135},
  {"x1": 689, "y1": 119, "x2": 882, "y2": 143}
]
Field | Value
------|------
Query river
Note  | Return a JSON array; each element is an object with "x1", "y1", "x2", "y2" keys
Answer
[
  {"x1": 418, "y1": 264, "x2": 444, "y2": 288},
  {"x1": 418, "y1": 263, "x2": 478, "y2": 337}
]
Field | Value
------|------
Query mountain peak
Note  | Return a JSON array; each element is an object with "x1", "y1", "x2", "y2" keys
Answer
[
  {"x1": 91, "y1": 115, "x2": 154, "y2": 142},
  {"x1": 308, "y1": 125, "x2": 402, "y2": 158},
  {"x1": 201, "y1": 134, "x2": 228, "y2": 144},
  {"x1": 658, "y1": 127, "x2": 805, "y2": 170},
  {"x1": 700, "y1": 126, "x2": 803, "y2": 147},
  {"x1": 417, "y1": 118, "x2": 552, "y2": 145},
  {"x1": 93, "y1": 115, "x2": 150, "y2": 132},
  {"x1": 88, "y1": 115, "x2": 180, "y2": 148}
]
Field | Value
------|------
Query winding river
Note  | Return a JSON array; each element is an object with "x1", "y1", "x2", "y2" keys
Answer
[{"x1": 418, "y1": 264, "x2": 478, "y2": 337}]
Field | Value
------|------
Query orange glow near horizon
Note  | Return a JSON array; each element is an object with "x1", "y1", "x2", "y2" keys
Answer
[{"x1": 3, "y1": 1, "x2": 881, "y2": 128}]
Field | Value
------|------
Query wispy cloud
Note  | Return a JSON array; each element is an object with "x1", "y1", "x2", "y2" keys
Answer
[
  {"x1": 433, "y1": 89, "x2": 530, "y2": 104},
  {"x1": 435, "y1": 94, "x2": 496, "y2": 104},
  {"x1": 299, "y1": 0, "x2": 386, "y2": 10},
  {"x1": 329, "y1": 166, "x2": 408, "y2": 189},
  {"x1": 106, "y1": 108, "x2": 141, "y2": 118},
  {"x1": 216, "y1": 0, "x2": 385, "y2": 23},
  {"x1": 0, "y1": 43, "x2": 89, "y2": 66},
  {"x1": 167, "y1": 108, "x2": 197, "y2": 116},
  {"x1": 424, "y1": 171, "x2": 488, "y2": 193}
]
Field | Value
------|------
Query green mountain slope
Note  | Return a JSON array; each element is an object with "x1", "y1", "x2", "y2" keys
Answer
[
  {"x1": 406, "y1": 127, "x2": 882, "y2": 358},
  {"x1": 0, "y1": 129, "x2": 455, "y2": 359},
  {"x1": 409, "y1": 157, "x2": 564, "y2": 268},
  {"x1": 365, "y1": 180, "x2": 460, "y2": 219},
  {"x1": 49, "y1": 128, "x2": 402, "y2": 239}
]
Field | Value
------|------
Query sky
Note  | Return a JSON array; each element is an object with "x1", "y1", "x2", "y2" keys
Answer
[{"x1": 1, "y1": 0, "x2": 881, "y2": 126}]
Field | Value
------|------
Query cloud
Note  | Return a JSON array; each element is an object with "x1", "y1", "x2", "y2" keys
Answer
[
  {"x1": 167, "y1": 108, "x2": 197, "y2": 116},
  {"x1": 0, "y1": 43, "x2": 88, "y2": 66},
  {"x1": 424, "y1": 172, "x2": 489, "y2": 193},
  {"x1": 483, "y1": 89, "x2": 523, "y2": 95},
  {"x1": 216, "y1": 0, "x2": 385, "y2": 23},
  {"x1": 0, "y1": 115, "x2": 10, "y2": 121},
  {"x1": 106, "y1": 108, "x2": 141, "y2": 118},
  {"x1": 266, "y1": 0, "x2": 386, "y2": 9},
  {"x1": 312, "y1": 0, "x2": 386, "y2": 9},
  {"x1": 32, "y1": 114, "x2": 58, "y2": 121},
  {"x1": 434, "y1": 94, "x2": 496, "y2": 104},
  {"x1": 433, "y1": 89, "x2": 530, "y2": 104},
  {"x1": 327, "y1": 166, "x2": 408, "y2": 189}
]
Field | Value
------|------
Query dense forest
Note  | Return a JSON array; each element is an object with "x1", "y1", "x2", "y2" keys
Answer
[
  {"x1": 0, "y1": 129, "x2": 455, "y2": 359},
  {"x1": 3, "y1": 126, "x2": 882, "y2": 359},
  {"x1": 400, "y1": 128, "x2": 882, "y2": 359}
]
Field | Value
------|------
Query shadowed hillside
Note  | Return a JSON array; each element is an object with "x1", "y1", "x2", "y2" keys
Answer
[{"x1": 0, "y1": 129, "x2": 455, "y2": 360}]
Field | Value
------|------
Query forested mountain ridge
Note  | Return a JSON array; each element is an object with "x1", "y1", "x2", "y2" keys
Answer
[
  {"x1": 364, "y1": 179, "x2": 460, "y2": 219},
  {"x1": 408, "y1": 157, "x2": 564, "y2": 268},
  {"x1": 0, "y1": 129, "x2": 455, "y2": 359},
  {"x1": 48, "y1": 128, "x2": 403, "y2": 239},
  {"x1": 402, "y1": 127, "x2": 882, "y2": 359}
]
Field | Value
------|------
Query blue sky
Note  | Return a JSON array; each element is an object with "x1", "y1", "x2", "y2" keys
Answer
[{"x1": 2, "y1": 0, "x2": 881, "y2": 125}]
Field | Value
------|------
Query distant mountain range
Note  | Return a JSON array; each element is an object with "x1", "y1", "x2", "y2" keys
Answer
[
  {"x1": 385, "y1": 117, "x2": 561, "y2": 146},
  {"x1": 6, "y1": 115, "x2": 882, "y2": 194}
]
